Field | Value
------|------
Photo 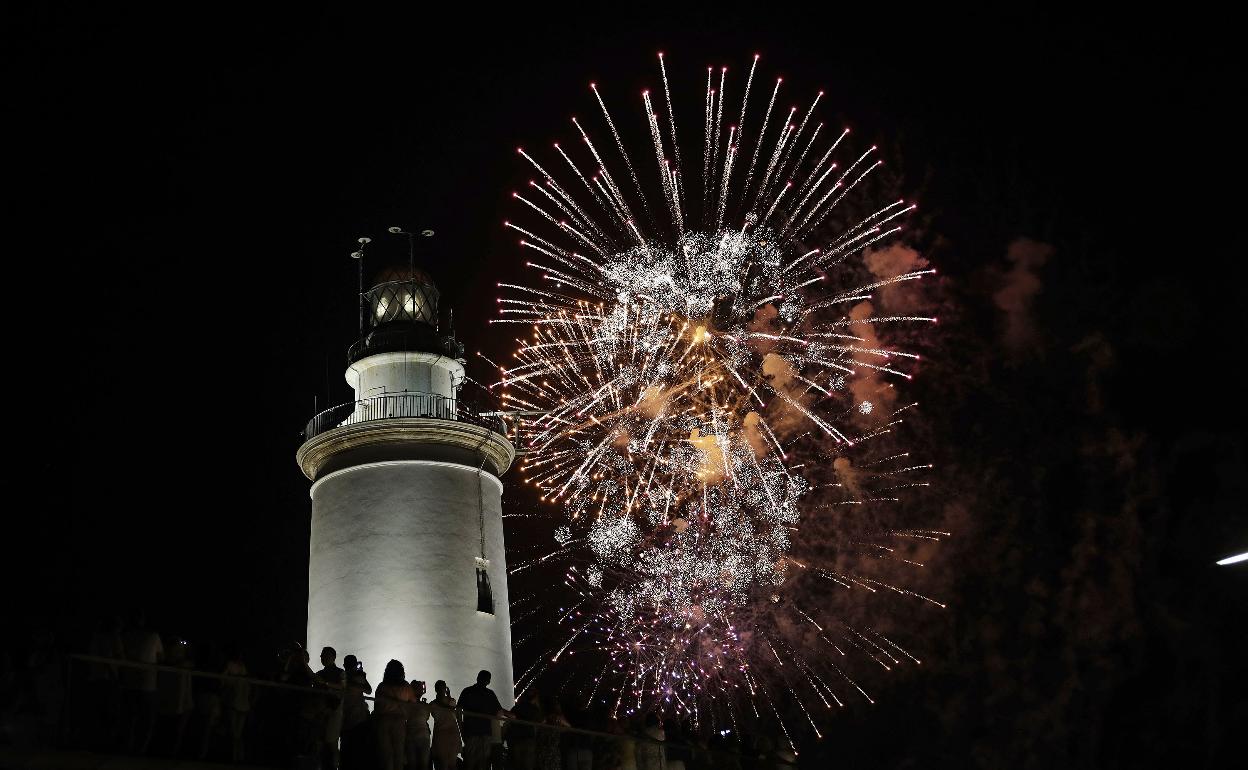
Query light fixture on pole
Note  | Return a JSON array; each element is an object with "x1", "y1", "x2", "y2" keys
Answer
[{"x1": 1216, "y1": 551, "x2": 1248, "y2": 566}]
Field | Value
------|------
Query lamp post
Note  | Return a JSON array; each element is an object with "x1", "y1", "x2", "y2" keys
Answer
[{"x1": 1216, "y1": 551, "x2": 1248, "y2": 566}]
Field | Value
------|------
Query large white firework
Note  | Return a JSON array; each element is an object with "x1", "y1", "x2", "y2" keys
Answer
[{"x1": 492, "y1": 54, "x2": 944, "y2": 737}]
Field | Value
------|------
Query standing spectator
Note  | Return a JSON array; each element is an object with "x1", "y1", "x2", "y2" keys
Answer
[
  {"x1": 340, "y1": 655, "x2": 372, "y2": 770},
  {"x1": 375, "y1": 660, "x2": 416, "y2": 770},
  {"x1": 85, "y1": 614, "x2": 124, "y2": 749},
  {"x1": 635, "y1": 713, "x2": 664, "y2": 770},
  {"x1": 608, "y1": 715, "x2": 637, "y2": 770},
  {"x1": 705, "y1": 733, "x2": 740, "y2": 770},
  {"x1": 0, "y1": 647, "x2": 17, "y2": 739},
  {"x1": 490, "y1": 713, "x2": 506, "y2": 770},
  {"x1": 406, "y1": 680, "x2": 431, "y2": 770},
  {"x1": 662, "y1": 720, "x2": 687, "y2": 770},
  {"x1": 562, "y1": 706, "x2": 594, "y2": 770},
  {"x1": 771, "y1": 743, "x2": 798, "y2": 768},
  {"x1": 751, "y1": 731, "x2": 774, "y2": 770},
  {"x1": 590, "y1": 707, "x2": 622, "y2": 770},
  {"x1": 193, "y1": 643, "x2": 223, "y2": 760},
  {"x1": 689, "y1": 731, "x2": 713, "y2": 770},
  {"x1": 430, "y1": 680, "x2": 461, "y2": 770},
  {"x1": 508, "y1": 687, "x2": 543, "y2": 770},
  {"x1": 222, "y1": 644, "x2": 251, "y2": 764},
  {"x1": 317, "y1": 646, "x2": 346, "y2": 770},
  {"x1": 24, "y1": 627, "x2": 64, "y2": 748},
  {"x1": 279, "y1": 644, "x2": 324, "y2": 762},
  {"x1": 157, "y1": 637, "x2": 193, "y2": 755},
  {"x1": 739, "y1": 731, "x2": 761, "y2": 770},
  {"x1": 121, "y1": 610, "x2": 163, "y2": 754},
  {"x1": 457, "y1": 670, "x2": 514, "y2": 770},
  {"x1": 537, "y1": 697, "x2": 569, "y2": 770}
]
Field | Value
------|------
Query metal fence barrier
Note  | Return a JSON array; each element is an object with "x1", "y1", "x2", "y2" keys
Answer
[
  {"x1": 23, "y1": 654, "x2": 782, "y2": 769},
  {"x1": 304, "y1": 392, "x2": 506, "y2": 441}
]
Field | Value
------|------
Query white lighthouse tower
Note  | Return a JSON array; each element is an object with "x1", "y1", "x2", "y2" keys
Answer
[{"x1": 297, "y1": 232, "x2": 516, "y2": 705}]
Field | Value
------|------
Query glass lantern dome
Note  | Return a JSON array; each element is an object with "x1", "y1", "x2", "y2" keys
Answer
[
  {"x1": 348, "y1": 265, "x2": 464, "y2": 364},
  {"x1": 364, "y1": 266, "x2": 440, "y2": 328}
]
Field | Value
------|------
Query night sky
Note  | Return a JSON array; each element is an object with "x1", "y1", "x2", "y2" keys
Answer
[{"x1": 9, "y1": 4, "x2": 1246, "y2": 765}]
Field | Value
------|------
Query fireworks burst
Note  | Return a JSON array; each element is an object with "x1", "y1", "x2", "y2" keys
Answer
[{"x1": 489, "y1": 53, "x2": 945, "y2": 744}]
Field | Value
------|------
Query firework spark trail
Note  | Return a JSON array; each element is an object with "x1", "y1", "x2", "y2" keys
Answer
[
  {"x1": 752, "y1": 105, "x2": 796, "y2": 214},
  {"x1": 498, "y1": 53, "x2": 944, "y2": 732},
  {"x1": 591, "y1": 83, "x2": 652, "y2": 224},
  {"x1": 784, "y1": 145, "x2": 876, "y2": 239},
  {"x1": 658, "y1": 53, "x2": 683, "y2": 210},
  {"x1": 785, "y1": 126, "x2": 850, "y2": 226},
  {"x1": 761, "y1": 91, "x2": 823, "y2": 207},
  {"x1": 709, "y1": 67, "x2": 727, "y2": 227},
  {"x1": 571, "y1": 117, "x2": 636, "y2": 230},
  {"x1": 551, "y1": 145, "x2": 617, "y2": 242},
  {"x1": 642, "y1": 91, "x2": 683, "y2": 238},
  {"x1": 739, "y1": 77, "x2": 781, "y2": 210},
  {"x1": 715, "y1": 125, "x2": 738, "y2": 230},
  {"x1": 703, "y1": 67, "x2": 714, "y2": 213}
]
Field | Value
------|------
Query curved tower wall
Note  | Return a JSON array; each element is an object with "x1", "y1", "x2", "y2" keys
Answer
[
  {"x1": 306, "y1": 459, "x2": 513, "y2": 705},
  {"x1": 347, "y1": 351, "x2": 464, "y2": 401}
]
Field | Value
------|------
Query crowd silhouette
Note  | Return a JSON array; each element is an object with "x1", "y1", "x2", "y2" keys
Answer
[{"x1": 1, "y1": 614, "x2": 801, "y2": 769}]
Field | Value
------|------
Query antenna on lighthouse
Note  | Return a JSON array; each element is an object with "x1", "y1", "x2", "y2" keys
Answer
[
  {"x1": 388, "y1": 226, "x2": 437, "y2": 328},
  {"x1": 351, "y1": 236, "x2": 371, "y2": 336}
]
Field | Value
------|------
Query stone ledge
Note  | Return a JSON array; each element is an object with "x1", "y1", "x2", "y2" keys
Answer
[{"x1": 296, "y1": 417, "x2": 515, "y2": 480}]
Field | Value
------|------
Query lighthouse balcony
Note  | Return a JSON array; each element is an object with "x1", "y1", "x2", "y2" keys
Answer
[
  {"x1": 297, "y1": 390, "x2": 515, "y2": 480},
  {"x1": 303, "y1": 391, "x2": 505, "y2": 442}
]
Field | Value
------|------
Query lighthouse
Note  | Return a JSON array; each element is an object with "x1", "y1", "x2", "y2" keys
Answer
[{"x1": 296, "y1": 231, "x2": 516, "y2": 705}]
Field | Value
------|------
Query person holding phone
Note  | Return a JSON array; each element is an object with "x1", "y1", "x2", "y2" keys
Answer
[
  {"x1": 430, "y1": 680, "x2": 461, "y2": 770},
  {"x1": 340, "y1": 655, "x2": 372, "y2": 769}
]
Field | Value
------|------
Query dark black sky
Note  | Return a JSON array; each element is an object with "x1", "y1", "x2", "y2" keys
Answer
[{"x1": 8, "y1": 3, "x2": 1246, "y2": 765}]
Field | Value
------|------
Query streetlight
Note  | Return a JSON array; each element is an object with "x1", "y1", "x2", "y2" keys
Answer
[{"x1": 1216, "y1": 551, "x2": 1248, "y2": 566}]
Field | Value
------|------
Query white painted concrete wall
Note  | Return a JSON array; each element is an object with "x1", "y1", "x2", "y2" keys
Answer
[
  {"x1": 347, "y1": 352, "x2": 464, "y2": 401},
  {"x1": 306, "y1": 460, "x2": 514, "y2": 706}
]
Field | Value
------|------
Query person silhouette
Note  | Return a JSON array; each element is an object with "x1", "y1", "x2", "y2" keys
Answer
[
  {"x1": 405, "y1": 679, "x2": 431, "y2": 770},
  {"x1": 339, "y1": 655, "x2": 372, "y2": 769},
  {"x1": 221, "y1": 644, "x2": 251, "y2": 763},
  {"x1": 316, "y1": 646, "x2": 346, "y2": 769},
  {"x1": 120, "y1": 610, "x2": 163, "y2": 755},
  {"x1": 457, "y1": 670, "x2": 513, "y2": 770},
  {"x1": 374, "y1": 660, "x2": 416, "y2": 770},
  {"x1": 430, "y1": 680, "x2": 461, "y2": 770},
  {"x1": 85, "y1": 614, "x2": 124, "y2": 748},
  {"x1": 636, "y1": 712, "x2": 665, "y2": 770},
  {"x1": 508, "y1": 687, "x2": 543, "y2": 770}
]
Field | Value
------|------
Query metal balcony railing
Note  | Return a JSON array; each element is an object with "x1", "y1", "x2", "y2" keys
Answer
[{"x1": 303, "y1": 392, "x2": 506, "y2": 441}]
